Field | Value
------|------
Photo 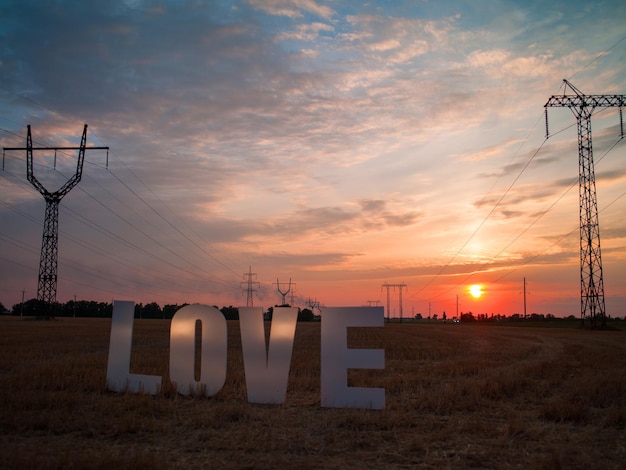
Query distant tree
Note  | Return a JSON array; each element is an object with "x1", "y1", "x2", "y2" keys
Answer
[
  {"x1": 0, "y1": 302, "x2": 8, "y2": 314},
  {"x1": 298, "y1": 308, "x2": 314, "y2": 322},
  {"x1": 12, "y1": 298, "x2": 38, "y2": 316},
  {"x1": 414, "y1": 313, "x2": 423, "y2": 320},
  {"x1": 67, "y1": 300, "x2": 111, "y2": 317},
  {"x1": 461, "y1": 312, "x2": 476, "y2": 322},
  {"x1": 221, "y1": 306, "x2": 239, "y2": 320},
  {"x1": 163, "y1": 303, "x2": 186, "y2": 319},
  {"x1": 141, "y1": 302, "x2": 162, "y2": 319}
]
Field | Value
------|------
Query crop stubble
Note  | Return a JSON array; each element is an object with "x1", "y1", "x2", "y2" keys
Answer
[{"x1": 0, "y1": 317, "x2": 624, "y2": 469}]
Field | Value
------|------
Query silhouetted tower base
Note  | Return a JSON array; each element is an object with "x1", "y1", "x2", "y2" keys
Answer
[
  {"x1": 545, "y1": 80, "x2": 625, "y2": 328},
  {"x1": 39, "y1": 198, "x2": 61, "y2": 310},
  {"x1": 4, "y1": 125, "x2": 108, "y2": 319}
]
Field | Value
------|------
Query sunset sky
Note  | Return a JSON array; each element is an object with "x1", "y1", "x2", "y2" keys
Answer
[{"x1": 1, "y1": 0, "x2": 625, "y2": 318}]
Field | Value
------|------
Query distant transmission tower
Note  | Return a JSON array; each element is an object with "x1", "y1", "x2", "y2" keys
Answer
[
  {"x1": 3, "y1": 124, "x2": 108, "y2": 318},
  {"x1": 545, "y1": 80, "x2": 625, "y2": 328},
  {"x1": 381, "y1": 282, "x2": 407, "y2": 322},
  {"x1": 307, "y1": 297, "x2": 321, "y2": 314},
  {"x1": 241, "y1": 266, "x2": 260, "y2": 307},
  {"x1": 274, "y1": 278, "x2": 292, "y2": 305}
]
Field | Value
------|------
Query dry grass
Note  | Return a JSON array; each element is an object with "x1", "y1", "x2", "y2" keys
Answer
[{"x1": 1, "y1": 317, "x2": 625, "y2": 469}]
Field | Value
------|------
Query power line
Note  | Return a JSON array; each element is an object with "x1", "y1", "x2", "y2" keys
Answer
[
  {"x1": 1, "y1": 87, "x2": 245, "y2": 301},
  {"x1": 425, "y1": 133, "x2": 624, "y2": 303},
  {"x1": 411, "y1": 36, "x2": 626, "y2": 304},
  {"x1": 568, "y1": 35, "x2": 626, "y2": 81},
  {"x1": 1, "y1": 155, "x2": 239, "y2": 300}
]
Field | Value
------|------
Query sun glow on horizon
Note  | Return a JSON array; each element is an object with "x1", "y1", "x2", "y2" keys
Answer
[{"x1": 469, "y1": 284, "x2": 484, "y2": 299}]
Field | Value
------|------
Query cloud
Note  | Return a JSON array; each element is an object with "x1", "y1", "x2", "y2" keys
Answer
[
  {"x1": 1, "y1": 1, "x2": 625, "y2": 314},
  {"x1": 455, "y1": 138, "x2": 522, "y2": 162},
  {"x1": 247, "y1": 0, "x2": 335, "y2": 19},
  {"x1": 277, "y1": 21, "x2": 335, "y2": 41}
]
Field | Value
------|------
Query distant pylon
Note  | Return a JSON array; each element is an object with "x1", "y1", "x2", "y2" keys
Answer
[
  {"x1": 275, "y1": 278, "x2": 292, "y2": 305},
  {"x1": 545, "y1": 80, "x2": 625, "y2": 327},
  {"x1": 241, "y1": 266, "x2": 260, "y2": 307},
  {"x1": 381, "y1": 282, "x2": 407, "y2": 322},
  {"x1": 307, "y1": 297, "x2": 321, "y2": 314},
  {"x1": 3, "y1": 124, "x2": 108, "y2": 318}
]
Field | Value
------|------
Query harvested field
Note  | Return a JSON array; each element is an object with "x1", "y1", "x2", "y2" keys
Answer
[{"x1": 1, "y1": 316, "x2": 625, "y2": 469}]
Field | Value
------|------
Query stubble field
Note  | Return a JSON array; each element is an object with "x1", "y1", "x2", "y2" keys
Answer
[{"x1": 0, "y1": 316, "x2": 625, "y2": 469}]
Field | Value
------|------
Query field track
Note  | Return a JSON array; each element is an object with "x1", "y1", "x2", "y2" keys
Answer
[{"x1": 1, "y1": 317, "x2": 625, "y2": 469}]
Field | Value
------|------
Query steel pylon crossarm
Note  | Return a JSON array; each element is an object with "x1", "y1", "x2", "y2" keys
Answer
[
  {"x1": 546, "y1": 95, "x2": 625, "y2": 108},
  {"x1": 544, "y1": 80, "x2": 625, "y2": 327}
]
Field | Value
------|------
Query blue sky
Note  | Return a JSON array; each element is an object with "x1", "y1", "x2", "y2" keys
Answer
[{"x1": 1, "y1": 0, "x2": 625, "y2": 317}]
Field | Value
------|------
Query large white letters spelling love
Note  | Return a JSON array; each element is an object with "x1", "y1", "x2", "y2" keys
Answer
[{"x1": 106, "y1": 301, "x2": 385, "y2": 409}]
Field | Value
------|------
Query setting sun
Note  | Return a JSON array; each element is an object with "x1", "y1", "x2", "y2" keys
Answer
[{"x1": 469, "y1": 284, "x2": 484, "y2": 299}]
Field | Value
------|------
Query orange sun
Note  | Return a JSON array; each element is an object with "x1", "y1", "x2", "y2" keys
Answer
[{"x1": 469, "y1": 284, "x2": 484, "y2": 299}]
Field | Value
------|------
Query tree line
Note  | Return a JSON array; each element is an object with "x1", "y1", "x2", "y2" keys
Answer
[{"x1": 0, "y1": 299, "x2": 318, "y2": 322}]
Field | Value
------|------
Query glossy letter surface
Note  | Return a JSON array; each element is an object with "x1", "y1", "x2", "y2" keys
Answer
[
  {"x1": 239, "y1": 306, "x2": 298, "y2": 403},
  {"x1": 321, "y1": 307, "x2": 385, "y2": 409},
  {"x1": 169, "y1": 304, "x2": 227, "y2": 396},
  {"x1": 106, "y1": 300, "x2": 162, "y2": 394}
]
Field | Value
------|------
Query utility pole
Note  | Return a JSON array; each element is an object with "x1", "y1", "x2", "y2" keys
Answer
[
  {"x1": 523, "y1": 277, "x2": 527, "y2": 319},
  {"x1": 545, "y1": 80, "x2": 625, "y2": 328},
  {"x1": 20, "y1": 289, "x2": 25, "y2": 317},
  {"x1": 399, "y1": 284, "x2": 406, "y2": 322},
  {"x1": 241, "y1": 266, "x2": 260, "y2": 307},
  {"x1": 3, "y1": 125, "x2": 108, "y2": 319}
]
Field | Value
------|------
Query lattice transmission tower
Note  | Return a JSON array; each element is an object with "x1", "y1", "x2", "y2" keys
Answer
[
  {"x1": 545, "y1": 80, "x2": 625, "y2": 328},
  {"x1": 3, "y1": 125, "x2": 108, "y2": 318},
  {"x1": 241, "y1": 266, "x2": 260, "y2": 307},
  {"x1": 381, "y1": 282, "x2": 407, "y2": 322}
]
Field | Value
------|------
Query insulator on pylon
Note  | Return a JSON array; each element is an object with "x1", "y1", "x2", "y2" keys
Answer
[
  {"x1": 544, "y1": 108, "x2": 549, "y2": 139},
  {"x1": 620, "y1": 108, "x2": 624, "y2": 138}
]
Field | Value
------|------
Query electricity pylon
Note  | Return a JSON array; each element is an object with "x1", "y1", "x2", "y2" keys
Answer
[
  {"x1": 381, "y1": 282, "x2": 407, "y2": 322},
  {"x1": 274, "y1": 278, "x2": 292, "y2": 305},
  {"x1": 545, "y1": 80, "x2": 625, "y2": 328},
  {"x1": 3, "y1": 124, "x2": 108, "y2": 318},
  {"x1": 306, "y1": 297, "x2": 321, "y2": 314},
  {"x1": 241, "y1": 266, "x2": 260, "y2": 307}
]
